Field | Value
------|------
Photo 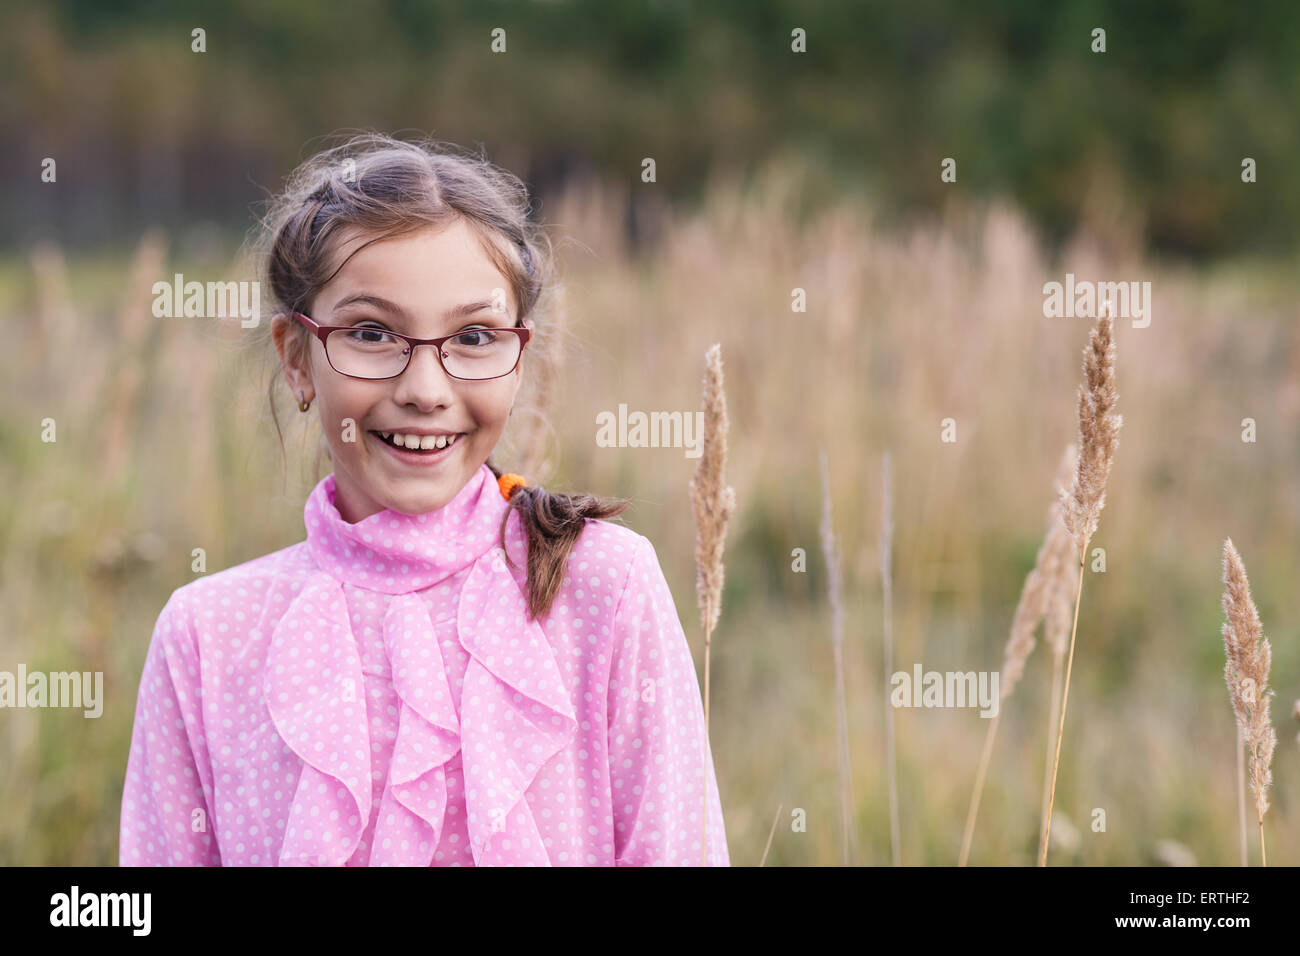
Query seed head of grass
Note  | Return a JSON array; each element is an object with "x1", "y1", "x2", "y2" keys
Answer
[
  {"x1": 689, "y1": 343, "x2": 736, "y2": 635},
  {"x1": 1221, "y1": 538, "x2": 1277, "y2": 817},
  {"x1": 1060, "y1": 305, "x2": 1122, "y2": 553}
]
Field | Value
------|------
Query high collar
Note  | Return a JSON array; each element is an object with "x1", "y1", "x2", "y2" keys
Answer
[
  {"x1": 304, "y1": 464, "x2": 504, "y2": 595},
  {"x1": 263, "y1": 463, "x2": 578, "y2": 866}
]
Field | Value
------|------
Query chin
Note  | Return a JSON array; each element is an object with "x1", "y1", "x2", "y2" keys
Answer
[{"x1": 386, "y1": 489, "x2": 452, "y2": 517}]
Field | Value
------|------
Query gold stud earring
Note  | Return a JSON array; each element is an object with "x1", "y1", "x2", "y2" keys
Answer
[{"x1": 298, "y1": 391, "x2": 313, "y2": 413}]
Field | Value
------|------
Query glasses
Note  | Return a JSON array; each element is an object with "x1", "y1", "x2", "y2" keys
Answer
[{"x1": 292, "y1": 311, "x2": 531, "y2": 381}]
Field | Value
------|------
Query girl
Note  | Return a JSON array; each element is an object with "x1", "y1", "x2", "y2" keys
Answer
[{"x1": 119, "y1": 133, "x2": 730, "y2": 866}]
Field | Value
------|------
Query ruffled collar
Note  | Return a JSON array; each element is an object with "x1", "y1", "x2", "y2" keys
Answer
[
  {"x1": 304, "y1": 465, "x2": 502, "y2": 594},
  {"x1": 263, "y1": 463, "x2": 577, "y2": 866}
]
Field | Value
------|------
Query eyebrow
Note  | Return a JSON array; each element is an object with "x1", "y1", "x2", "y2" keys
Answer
[{"x1": 331, "y1": 293, "x2": 507, "y2": 325}]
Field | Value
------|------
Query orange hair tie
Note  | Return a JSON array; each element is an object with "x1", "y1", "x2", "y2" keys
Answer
[{"x1": 498, "y1": 473, "x2": 527, "y2": 501}]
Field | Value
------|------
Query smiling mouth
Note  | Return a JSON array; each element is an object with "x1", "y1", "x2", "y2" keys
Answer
[{"x1": 371, "y1": 431, "x2": 466, "y2": 454}]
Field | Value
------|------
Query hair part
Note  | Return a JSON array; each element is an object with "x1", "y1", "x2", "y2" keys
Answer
[{"x1": 249, "y1": 130, "x2": 628, "y2": 619}]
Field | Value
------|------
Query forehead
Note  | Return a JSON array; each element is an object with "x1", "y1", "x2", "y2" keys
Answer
[{"x1": 318, "y1": 220, "x2": 516, "y2": 314}]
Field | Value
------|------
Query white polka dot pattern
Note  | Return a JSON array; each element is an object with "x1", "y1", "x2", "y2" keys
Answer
[{"x1": 119, "y1": 463, "x2": 730, "y2": 866}]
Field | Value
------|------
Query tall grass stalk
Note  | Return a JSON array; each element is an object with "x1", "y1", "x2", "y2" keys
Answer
[
  {"x1": 1040, "y1": 304, "x2": 1122, "y2": 866},
  {"x1": 1036, "y1": 448, "x2": 1078, "y2": 863},
  {"x1": 1036, "y1": 595, "x2": 1072, "y2": 862},
  {"x1": 1235, "y1": 741, "x2": 1247, "y2": 866},
  {"x1": 961, "y1": 444, "x2": 1075, "y2": 865},
  {"x1": 819, "y1": 447, "x2": 857, "y2": 865},
  {"x1": 689, "y1": 343, "x2": 736, "y2": 866},
  {"x1": 880, "y1": 452, "x2": 900, "y2": 866},
  {"x1": 759, "y1": 804, "x2": 782, "y2": 867},
  {"x1": 1221, "y1": 538, "x2": 1276, "y2": 866}
]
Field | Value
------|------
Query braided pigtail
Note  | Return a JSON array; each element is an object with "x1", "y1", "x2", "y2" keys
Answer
[{"x1": 485, "y1": 460, "x2": 630, "y2": 621}]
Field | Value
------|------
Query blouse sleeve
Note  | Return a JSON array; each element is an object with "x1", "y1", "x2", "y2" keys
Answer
[
  {"x1": 607, "y1": 535, "x2": 730, "y2": 866},
  {"x1": 119, "y1": 591, "x2": 222, "y2": 866}
]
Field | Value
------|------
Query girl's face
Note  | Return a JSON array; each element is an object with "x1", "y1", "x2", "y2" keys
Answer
[{"x1": 272, "y1": 220, "x2": 527, "y2": 523}]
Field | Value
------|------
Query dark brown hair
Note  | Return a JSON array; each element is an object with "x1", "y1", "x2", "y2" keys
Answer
[{"x1": 251, "y1": 130, "x2": 628, "y2": 620}]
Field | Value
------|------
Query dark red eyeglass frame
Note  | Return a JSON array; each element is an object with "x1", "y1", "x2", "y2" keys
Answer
[{"x1": 291, "y1": 310, "x2": 532, "y2": 381}]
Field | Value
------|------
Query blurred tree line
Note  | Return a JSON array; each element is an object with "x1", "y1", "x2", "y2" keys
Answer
[{"x1": 2, "y1": 0, "x2": 1297, "y2": 260}]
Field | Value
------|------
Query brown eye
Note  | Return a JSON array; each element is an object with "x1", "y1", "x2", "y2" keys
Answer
[
  {"x1": 343, "y1": 325, "x2": 398, "y2": 345},
  {"x1": 453, "y1": 329, "x2": 498, "y2": 347}
]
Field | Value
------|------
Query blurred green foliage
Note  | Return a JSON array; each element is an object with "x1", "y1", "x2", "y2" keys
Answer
[{"x1": 3, "y1": 0, "x2": 1299, "y2": 258}]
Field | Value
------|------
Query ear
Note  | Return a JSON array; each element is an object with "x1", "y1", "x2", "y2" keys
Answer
[{"x1": 271, "y1": 313, "x2": 315, "y2": 400}]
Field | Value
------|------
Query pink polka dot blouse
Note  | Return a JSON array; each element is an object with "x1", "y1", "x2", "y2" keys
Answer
[{"x1": 119, "y1": 463, "x2": 730, "y2": 866}]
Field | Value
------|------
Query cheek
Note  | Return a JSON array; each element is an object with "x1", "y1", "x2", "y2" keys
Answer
[
  {"x1": 459, "y1": 382, "x2": 514, "y2": 424},
  {"x1": 317, "y1": 383, "x2": 377, "y2": 434}
]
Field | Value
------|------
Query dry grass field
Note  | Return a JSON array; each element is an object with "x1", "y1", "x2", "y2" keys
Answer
[{"x1": 2, "y1": 155, "x2": 1297, "y2": 865}]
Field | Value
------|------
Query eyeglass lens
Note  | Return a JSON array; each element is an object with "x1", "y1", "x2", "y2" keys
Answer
[{"x1": 325, "y1": 327, "x2": 522, "y2": 380}]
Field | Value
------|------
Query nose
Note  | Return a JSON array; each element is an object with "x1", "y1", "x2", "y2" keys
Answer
[{"x1": 390, "y1": 341, "x2": 457, "y2": 410}]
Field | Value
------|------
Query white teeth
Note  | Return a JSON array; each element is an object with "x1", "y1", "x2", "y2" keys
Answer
[{"x1": 380, "y1": 431, "x2": 459, "y2": 451}]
